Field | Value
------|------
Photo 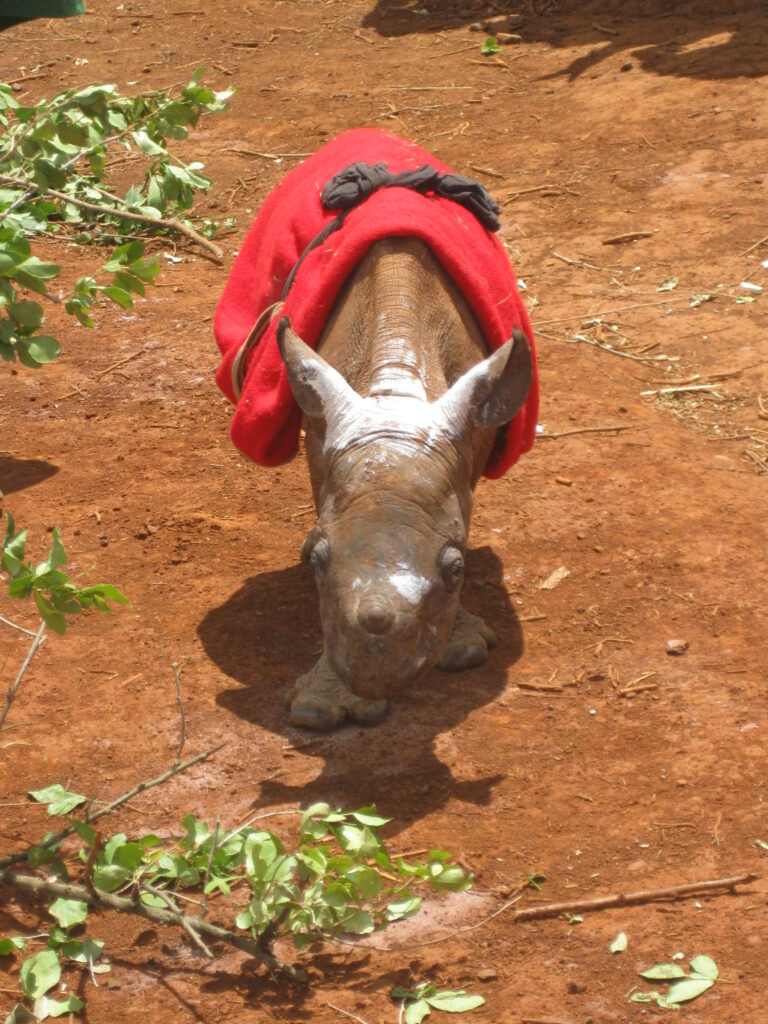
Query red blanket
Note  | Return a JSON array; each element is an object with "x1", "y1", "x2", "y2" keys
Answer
[{"x1": 214, "y1": 128, "x2": 539, "y2": 478}]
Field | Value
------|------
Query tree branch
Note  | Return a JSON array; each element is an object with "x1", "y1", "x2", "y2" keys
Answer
[
  {"x1": 0, "y1": 621, "x2": 46, "y2": 734},
  {"x1": 0, "y1": 172, "x2": 223, "y2": 261},
  {"x1": 171, "y1": 661, "x2": 186, "y2": 766},
  {"x1": 510, "y1": 872, "x2": 761, "y2": 922},
  {"x1": 0, "y1": 870, "x2": 303, "y2": 981}
]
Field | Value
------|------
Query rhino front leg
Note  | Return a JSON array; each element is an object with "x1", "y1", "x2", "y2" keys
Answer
[
  {"x1": 438, "y1": 605, "x2": 497, "y2": 673},
  {"x1": 285, "y1": 651, "x2": 389, "y2": 731}
]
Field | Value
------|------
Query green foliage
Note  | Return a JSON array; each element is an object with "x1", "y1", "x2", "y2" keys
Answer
[
  {"x1": 481, "y1": 36, "x2": 501, "y2": 55},
  {"x1": 0, "y1": 70, "x2": 232, "y2": 365},
  {"x1": 1, "y1": 514, "x2": 128, "y2": 633},
  {"x1": 391, "y1": 983, "x2": 485, "y2": 1023},
  {"x1": 631, "y1": 954, "x2": 722, "y2": 1008},
  {"x1": 3, "y1": 802, "x2": 471, "y2": 1018}
]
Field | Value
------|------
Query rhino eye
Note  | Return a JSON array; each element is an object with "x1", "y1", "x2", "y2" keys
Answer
[
  {"x1": 439, "y1": 546, "x2": 464, "y2": 590},
  {"x1": 311, "y1": 536, "x2": 331, "y2": 572}
]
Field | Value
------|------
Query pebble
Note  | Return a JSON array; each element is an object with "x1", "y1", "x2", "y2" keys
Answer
[
  {"x1": 496, "y1": 32, "x2": 523, "y2": 44},
  {"x1": 666, "y1": 638, "x2": 689, "y2": 656},
  {"x1": 477, "y1": 967, "x2": 497, "y2": 981}
]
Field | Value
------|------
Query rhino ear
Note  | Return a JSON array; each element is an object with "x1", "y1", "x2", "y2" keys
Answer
[
  {"x1": 437, "y1": 328, "x2": 533, "y2": 431},
  {"x1": 277, "y1": 317, "x2": 362, "y2": 423}
]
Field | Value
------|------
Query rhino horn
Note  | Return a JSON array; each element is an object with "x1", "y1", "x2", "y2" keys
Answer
[
  {"x1": 277, "y1": 317, "x2": 363, "y2": 427},
  {"x1": 436, "y1": 327, "x2": 533, "y2": 431}
]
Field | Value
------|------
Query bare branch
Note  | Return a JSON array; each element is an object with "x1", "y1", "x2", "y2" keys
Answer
[
  {"x1": 0, "y1": 621, "x2": 46, "y2": 734},
  {"x1": 510, "y1": 872, "x2": 761, "y2": 922},
  {"x1": 141, "y1": 883, "x2": 213, "y2": 958},
  {"x1": 201, "y1": 816, "x2": 220, "y2": 919},
  {"x1": 0, "y1": 613, "x2": 38, "y2": 637},
  {"x1": 171, "y1": 661, "x2": 186, "y2": 766}
]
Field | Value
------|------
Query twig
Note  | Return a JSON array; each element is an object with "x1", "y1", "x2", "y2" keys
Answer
[
  {"x1": 83, "y1": 832, "x2": 102, "y2": 899},
  {"x1": 537, "y1": 425, "x2": 632, "y2": 440},
  {"x1": 642, "y1": 383, "x2": 724, "y2": 398},
  {"x1": 171, "y1": 662, "x2": 186, "y2": 766},
  {"x1": 551, "y1": 250, "x2": 601, "y2": 271},
  {"x1": 569, "y1": 333, "x2": 667, "y2": 364},
  {"x1": 93, "y1": 347, "x2": 148, "y2": 381},
  {"x1": 224, "y1": 147, "x2": 311, "y2": 160},
  {"x1": 430, "y1": 42, "x2": 478, "y2": 59},
  {"x1": 602, "y1": 231, "x2": 653, "y2": 245},
  {"x1": 503, "y1": 183, "x2": 577, "y2": 202},
  {"x1": 468, "y1": 163, "x2": 504, "y2": 179},
  {"x1": 142, "y1": 883, "x2": 213, "y2": 958},
  {"x1": 0, "y1": 871, "x2": 298, "y2": 978},
  {"x1": 511, "y1": 872, "x2": 759, "y2": 922},
  {"x1": 0, "y1": 173, "x2": 222, "y2": 260},
  {"x1": 518, "y1": 680, "x2": 563, "y2": 694},
  {"x1": 326, "y1": 1003, "x2": 372, "y2": 1024},
  {"x1": 0, "y1": 614, "x2": 38, "y2": 638},
  {"x1": 593, "y1": 21, "x2": 619, "y2": 36},
  {"x1": 533, "y1": 299, "x2": 686, "y2": 327},
  {"x1": 0, "y1": 622, "x2": 46, "y2": 734},
  {"x1": 201, "y1": 817, "x2": 220, "y2": 918},
  {"x1": 0, "y1": 744, "x2": 225, "y2": 870},
  {"x1": 739, "y1": 234, "x2": 768, "y2": 257}
]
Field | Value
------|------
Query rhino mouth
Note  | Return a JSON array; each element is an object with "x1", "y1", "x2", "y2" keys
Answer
[{"x1": 328, "y1": 632, "x2": 434, "y2": 700}]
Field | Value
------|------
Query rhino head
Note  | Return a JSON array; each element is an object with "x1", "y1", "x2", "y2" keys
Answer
[{"x1": 277, "y1": 316, "x2": 532, "y2": 704}]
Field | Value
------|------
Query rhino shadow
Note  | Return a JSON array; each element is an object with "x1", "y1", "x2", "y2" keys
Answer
[{"x1": 198, "y1": 544, "x2": 522, "y2": 831}]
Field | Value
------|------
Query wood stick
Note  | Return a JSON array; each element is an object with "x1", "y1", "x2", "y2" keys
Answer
[
  {"x1": 537, "y1": 425, "x2": 632, "y2": 440},
  {"x1": 0, "y1": 614, "x2": 38, "y2": 638},
  {"x1": 93, "y1": 347, "x2": 148, "y2": 381},
  {"x1": 642, "y1": 383, "x2": 723, "y2": 397},
  {"x1": 0, "y1": 622, "x2": 46, "y2": 734},
  {"x1": 142, "y1": 883, "x2": 213, "y2": 958},
  {"x1": 739, "y1": 234, "x2": 768, "y2": 257},
  {"x1": 171, "y1": 662, "x2": 186, "y2": 766},
  {"x1": 326, "y1": 1003, "x2": 372, "y2": 1024},
  {"x1": 0, "y1": 870, "x2": 298, "y2": 978},
  {"x1": 533, "y1": 299, "x2": 686, "y2": 327},
  {"x1": 0, "y1": 173, "x2": 222, "y2": 260},
  {"x1": 0, "y1": 743, "x2": 225, "y2": 870},
  {"x1": 602, "y1": 231, "x2": 653, "y2": 246},
  {"x1": 511, "y1": 872, "x2": 760, "y2": 922}
]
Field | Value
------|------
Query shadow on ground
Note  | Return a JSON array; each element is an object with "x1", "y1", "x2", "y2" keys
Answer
[
  {"x1": 362, "y1": 0, "x2": 768, "y2": 81},
  {"x1": 0, "y1": 456, "x2": 59, "y2": 498},
  {"x1": 198, "y1": 545, "x2": 522, "y2": 830}
]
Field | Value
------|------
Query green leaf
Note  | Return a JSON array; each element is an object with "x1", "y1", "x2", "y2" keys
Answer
[
  {"x1": 481, "y1": 36, "x2": 501, "y2": 55},
  {"x1": 49, "y1": 898, "x2": 88, "y2": 929},
  {"x1": 0, "y1": 936, "x2": 27, "y2": 956},
  {"x1": 29, "y1": 784, "x2": 86, "y2": 817},
  {"x1": 689, "y1": 954, "x2": 718, "y2": 980},
  {"x1": 46, "y1": 529, "x2": 67, "y2": 571},
  {"x1": 33, "y1": 994, "x2": 84, "y2": 1018},
  {"x1": 33, "y1": 590, "x2": 67, "y2": 633},
  {"x1": 99, "y1": 285, "x2": 133, "y2": 309},
  {"x1": 404, "y1": 999, "x2": 432, "y2": 1024},
  {"x1": 339, "y1": 910, "x2": 374, "y2": 935},
  {"x1": 610, "y1": 931, "x2": 627, "y2": 953},
  {"x1": 23, "y1": 335, "x2": 61, "y2": 364},
  {"x1": 639, "y1": 962, "x2": 687, "y2": 980},
  {"x1": 7, "y1": 300, "x2": 44, "y2": 329},
  {"x1": 3, "y1": 1005, "x2": 38, "y2": 1024},
  {"x1": 385, "y1": 896, "x2": 421, "y2": 921},
  {"x1": 16, "y1": 256, "x2": 61, "y2": 281},
  {"x1": 132, "y1": 129, "x2": 166, "y2": 156},
  {"x1": 19, "y1": 948, "x2": 60, "y2": 998},
  {"x1": 426, "y1": 990, "x2": 486, "y2": 1013},
  {"x1": 350, "y1": 807, "x2": 390, "y2": 827},
  {"x1": 665, "y1": 977, "x2": 714, "y2": 1004},
  {"x1": 92, "y1": 863, "x2": 132, "y2": 892}
]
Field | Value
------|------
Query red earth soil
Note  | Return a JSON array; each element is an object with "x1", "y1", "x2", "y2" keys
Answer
[{"x1": 1, "y1": 1, "x2": 768, "y2": 1021}]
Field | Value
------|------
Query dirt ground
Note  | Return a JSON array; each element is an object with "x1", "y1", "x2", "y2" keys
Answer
[{"x1": 2, "y1": 1, "x2": 768, "y2": 1021}]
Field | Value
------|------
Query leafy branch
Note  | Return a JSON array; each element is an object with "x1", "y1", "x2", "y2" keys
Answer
[{"x1": 0, "y1": 71, "x2": 232, "y2": 366}]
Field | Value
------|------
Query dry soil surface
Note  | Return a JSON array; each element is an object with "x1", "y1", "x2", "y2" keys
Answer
[{"x1": 2, "y1": 2, "x2": 768, "y2": 1022}]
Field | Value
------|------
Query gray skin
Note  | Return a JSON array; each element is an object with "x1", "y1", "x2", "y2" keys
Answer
[{"x1": 277, "y1": 238, "x2": 533, "y2": 731}]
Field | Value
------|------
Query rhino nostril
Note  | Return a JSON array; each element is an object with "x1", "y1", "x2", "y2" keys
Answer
[{"x1": 358, "y1": 601, "x2": 395, "y2": 636}]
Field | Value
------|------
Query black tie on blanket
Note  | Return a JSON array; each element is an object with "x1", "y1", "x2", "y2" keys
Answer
[{"x1": 281, "y1": 161, "x2": 501, "y2": 300}]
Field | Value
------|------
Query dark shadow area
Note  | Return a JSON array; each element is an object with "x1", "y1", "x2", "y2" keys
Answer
[
  {"x1": 0, "y1": 456, "x2": 59, "y2": 497},
  {"x1": 198, "y1": 545, "x2": 522, "y2": 833},
  {"x1": 362, "y1": 1, "x2": 768, "y2": 81}
]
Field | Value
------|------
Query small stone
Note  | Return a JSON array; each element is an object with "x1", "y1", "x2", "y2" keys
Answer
[
  {"x1": 621, "y1": 60, "x2": 633, "y2": 71},
  {"x1": 468, "y1": 21, "x2": 483, "y2": 31},
  {"x1": 666, "y1": 638, "x2": 689, "y2": 656},
  {"x1": 477, "y1": 967, "x2": 497, "y2": 981}
]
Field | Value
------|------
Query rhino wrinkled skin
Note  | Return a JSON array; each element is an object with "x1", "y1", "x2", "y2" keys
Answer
[{"x1": 278, "y1": 238, "x2": 533, "y2": 731}]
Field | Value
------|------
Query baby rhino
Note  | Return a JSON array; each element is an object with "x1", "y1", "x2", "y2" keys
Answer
[{"x1": 278, "y1": 238, "x2": 533, "y2": 730}]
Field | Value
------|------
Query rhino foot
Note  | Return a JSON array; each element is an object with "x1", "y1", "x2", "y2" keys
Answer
[
  {"x1": 438, "y1": 605, "x2": 497, "y2": 673},
  {"x1": 285, "y1": 652, "x2": 389, "y2": 731}
]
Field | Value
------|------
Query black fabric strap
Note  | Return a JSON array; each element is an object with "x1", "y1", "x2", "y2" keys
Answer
[{"x1": 281, "y1": 161, "x2": 501, "y2": 301}]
